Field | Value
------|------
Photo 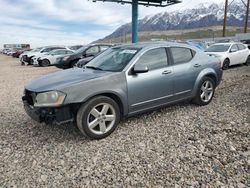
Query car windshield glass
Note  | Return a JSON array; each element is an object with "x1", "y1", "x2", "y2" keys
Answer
[
  {"x1": 75, "y1": 46, "x2": 88, "y2": 54},
  {"x1": 32, "y1": 47, "x2": 43, "y2": 52},
  {"x1": 86, "y1": 47, "x2": 140, "y2": 72},
  {"x1": 205, "y1": 44, "x2": 230, "y2": 52}
]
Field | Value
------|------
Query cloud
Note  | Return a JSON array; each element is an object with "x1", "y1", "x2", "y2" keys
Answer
[{"x1": 0, "y1": 0, "x2": 226, "y2": 48}]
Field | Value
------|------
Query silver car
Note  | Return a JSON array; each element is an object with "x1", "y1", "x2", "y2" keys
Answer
[{"x1": 22, "y1": 42, "x2": 223, "y2": 139}]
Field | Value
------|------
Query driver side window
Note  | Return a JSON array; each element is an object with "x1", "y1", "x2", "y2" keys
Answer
[
  {"x1": 230, "y1": 44, "x2": 238, "y2": 52},
  {"x1": 136, "y1": 48, "x2": 168, "y2": 70},
  {"x1": 86, "y1": 46, "x2": 99, "y2": 55}
]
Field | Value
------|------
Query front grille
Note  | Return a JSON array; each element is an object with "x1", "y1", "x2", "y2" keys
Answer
[
  {"x1": 23, "y1": 89, "x2": 35, "y2": 105},
  {"x1": 22, "y1": 55, "x2": 32, "y2": 63}
]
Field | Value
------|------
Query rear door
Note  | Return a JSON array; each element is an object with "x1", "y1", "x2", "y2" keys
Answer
[
  {"x1": 237, "y1": 44, "x2": 249, "y2": 63},
  {"x1": 228, "y1": 44, "x2": 240, "y2": 65},
  {"x1": 168, "y1": 47, "x2": 200, "y2": 98}
]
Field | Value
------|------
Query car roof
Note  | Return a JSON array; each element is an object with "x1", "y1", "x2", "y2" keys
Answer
[{"x1": 113, "y1": 41, "x2": 198, "y2": 50}]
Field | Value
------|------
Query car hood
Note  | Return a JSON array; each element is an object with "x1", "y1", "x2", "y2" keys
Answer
[
  {"x1": 25, "y1": 68, "x2": 113, "y2": 92},
  {"x1": 205, "y1": 52, "x2": 226, "y2": 56}
]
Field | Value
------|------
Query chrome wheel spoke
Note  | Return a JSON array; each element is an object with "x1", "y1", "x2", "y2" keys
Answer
[
  {"x1": 201, "y1": 92, "x2": 205, "y2": 99},
  {"x1": 89, "y1": 119, "x2": 99, "y2": 129},
  {"x1": 90, "y1": 108, "x2": 100, "y2": 118},
  {"x1": 204, "y1": 92, "x2": 209, "y2": 101},
  {"x1": 207, "y1": 88, "x2": 213, "y2": 92},
  {"x1": 201, "y1": 86, "x2": 206, "y2": 92},
  {"x1": 99, "y1": 121, "x2": 107, "y2": 133},
  {"x1": 105, "y1": 115, "x2": 115, "y2": 121},
  {"x1": 101, "y1": 104, "x2": 109, "y2": 115}
]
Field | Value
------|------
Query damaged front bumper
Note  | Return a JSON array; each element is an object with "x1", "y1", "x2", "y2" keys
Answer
[{"x1": 22, "y1": 96, "x2": 74, "y2": 125}]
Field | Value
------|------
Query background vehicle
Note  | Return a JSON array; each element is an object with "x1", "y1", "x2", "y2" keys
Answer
[
  {"x1": 205, "y1": 42, "x2": 250, "y2": 69},
  {"x1": 20, "y1": 46, "x2": 67, "y2": 65},
  {"x1": 35, "y1": 49, "x2": 74, "y2": 67},
  {"x1": 68, "y1": 45, "x2": 84, "y2": 51},
  {"x1": 55, "y1": 44, "x2": 113, "y2": 69},
  {"x1": 75, "y1": 51, "x2": 106, "y2": 68},
  {"x1": 22, "y1": 42, "x2": 223, "y2": 139}
]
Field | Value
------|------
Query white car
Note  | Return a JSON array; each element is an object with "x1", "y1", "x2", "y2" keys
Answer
[
  {"x1": 20, "y1": 46, "x2": 67, "y2": 65},
  {"x1": 205, "y1": 42, "x2": 250, "y2": 70},
  {"x1": 33, "y1": 49, "x2": 74, "y2": 67}
]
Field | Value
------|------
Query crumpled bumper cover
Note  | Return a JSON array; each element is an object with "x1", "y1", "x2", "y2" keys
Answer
[{"x1": 22, "y1": 96, "x2": 73, "y2": 125}]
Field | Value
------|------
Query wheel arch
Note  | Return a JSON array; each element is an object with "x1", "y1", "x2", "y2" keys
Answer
[
  {"x1": 72, "y1": 91, "x2": 127, "y2": 118},
  {"x1": 191, "y1": 68, "x2": 218, "y2": 97}
]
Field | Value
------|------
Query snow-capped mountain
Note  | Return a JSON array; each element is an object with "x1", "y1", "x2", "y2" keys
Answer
[{"x1": 101, "y1": 2, "x2": 246, "y2": 40}]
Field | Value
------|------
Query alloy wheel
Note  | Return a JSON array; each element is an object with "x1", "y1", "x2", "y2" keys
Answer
[
  {"x1": 87, "y1": 103, "x2": 116, "y2": 135},
  {"x1": 200, "y1": 80, "x2": 214, "y2": 103}
]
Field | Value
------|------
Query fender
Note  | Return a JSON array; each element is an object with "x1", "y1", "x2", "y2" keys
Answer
[
  {"x1": 79, "y1": 89, "x2": 128, "y2": 116},
  {"x1": 191, "y1": 68, "x2": 218, "y2": 97}
]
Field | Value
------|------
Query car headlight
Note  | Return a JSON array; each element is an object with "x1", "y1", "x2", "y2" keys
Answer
[
  {"x1": 34, "y1": 91, "x2": 66, "y2": 107},
  {"x1": 62, "y1": 56, "x2": 70, "y2": 61}
]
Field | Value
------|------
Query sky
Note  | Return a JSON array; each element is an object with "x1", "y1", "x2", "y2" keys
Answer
[{"x1": 0, "y1": 0, "x2": 225, "y2": 48}]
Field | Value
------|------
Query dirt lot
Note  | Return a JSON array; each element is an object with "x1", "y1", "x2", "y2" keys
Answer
[{"x1": 0, "y1": 54, "x2": 249, "y2": 187}]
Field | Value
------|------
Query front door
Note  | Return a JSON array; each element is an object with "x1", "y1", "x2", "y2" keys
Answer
[{"x1": 126, "y1": 47, "x2": 174, "y2": 114}]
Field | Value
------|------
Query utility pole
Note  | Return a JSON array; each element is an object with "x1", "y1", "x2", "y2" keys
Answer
[
  {"x1": 244, "y1": 0, "x2": 250, "y2": 33},
  {"x1": 223, "y1": 0, "x2": 228, "y2": 37}
]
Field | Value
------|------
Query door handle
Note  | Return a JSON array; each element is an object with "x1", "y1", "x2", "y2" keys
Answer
[
  {"x1": 194, "y1": 64, "x2": 201, "y2": 67},
  {"x1": 162, "y1": 70, "x2": 172, "y2": 75}
]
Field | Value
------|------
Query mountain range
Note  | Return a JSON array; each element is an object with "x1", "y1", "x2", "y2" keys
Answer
[{"x1": 100, "y1": 1, "x2": 247, "y2": 41}]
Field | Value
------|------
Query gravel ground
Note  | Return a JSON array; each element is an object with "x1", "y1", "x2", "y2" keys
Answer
[{"x1": 0, "y1": 54, "x2": 249, "y2": 187}]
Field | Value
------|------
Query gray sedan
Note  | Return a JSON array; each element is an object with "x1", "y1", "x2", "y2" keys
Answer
[{"x1": 22, "y1": 42, "x2": 223, "y2": 139}]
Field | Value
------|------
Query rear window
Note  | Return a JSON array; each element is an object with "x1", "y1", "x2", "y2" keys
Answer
[
  {"x1": 170, "y1": 47, "x2": 194, "y2": 64},
  {"x1": 237, "y1": 44, "x2": 246, "y2": 50}
]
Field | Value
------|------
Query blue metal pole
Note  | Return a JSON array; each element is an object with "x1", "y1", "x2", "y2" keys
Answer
[{"x1": 132, "y1": 0, "x2": 138, "y2": 43}]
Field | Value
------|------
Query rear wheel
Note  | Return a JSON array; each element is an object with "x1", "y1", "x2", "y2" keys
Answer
[
  {"x1": 192, "y1": 77, "x2": 215, "y2": 106},
  {"x1": 244, "y1": 55, "x2": 250, "y2": 66},
  {"x1": 222, "y1": 58, "x2": 230, "y2": 70},
  {"x1": 41, "y1": 59, "x2": 50, "y2": 67},
  {"x1": 76, "y1": 96, "x2": 120, "y2": 139}
]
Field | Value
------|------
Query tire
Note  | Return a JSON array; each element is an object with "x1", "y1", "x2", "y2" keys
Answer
[
  {"x1": 41, "y1": 59, "x2": 50, "y2": 67},
  {"x1": 192, "y1": 77, "x2": 215, "y2": 106},
  {"x1": 76, "y1": 96, "x2": 120, "y2": 139},
  {"x1": 222, "y1": 58, "x2": 230, "y2": 70},
  {"x1": 244, "y1": 55, "x2": 250, "y2": 66},
  {"x1": 69, "y1": 60, "x2": 78, "y2": 68}
]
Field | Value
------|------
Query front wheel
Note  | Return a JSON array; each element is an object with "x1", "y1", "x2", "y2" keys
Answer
[
  {"x1": 192, "y1": 77, "x2": 215, "y2": 106},
  {"x1": 222, "y1": 59, "x2": 230, "y2": 70},
  {"x1": 41, "y1": 59, "x2": 50, "y2": 67},
  {"x1": 76, "y1": 96, "x2": 120, "y2": 139}
]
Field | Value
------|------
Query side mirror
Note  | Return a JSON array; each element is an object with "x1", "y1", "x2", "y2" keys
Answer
[
  {"x1": 133, "y1": 64, "x2": 149, "y2": 74},
  {"x1": 230, "y1": 48, "x2": 237, "y2": 53}
]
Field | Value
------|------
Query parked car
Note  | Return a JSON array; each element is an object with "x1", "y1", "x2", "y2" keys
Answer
[
  {"x1": 33, "y1": 49, "x2": 74, "y2": 67},
  {"x1": 75, "y1": 51, "x2": 108, "y2": 68},
  {"x1": 20, "y1": 46, "x2": 67, "y2": 65},
  {"x1": 240, "y1": 39, "x2": 250, "y2": 49},
  {"x1": 55, "y1": 44, "x2": 113, "y2": 69},
  {"x1": 205, "y1": 42, "x2": 250, "y2": 69},
  {"x1": 186, "y1": 40, "x2": 207, "y2": 51},
  {"x1": 22, "y1": 42, "x2": 223, "y2": 139}
]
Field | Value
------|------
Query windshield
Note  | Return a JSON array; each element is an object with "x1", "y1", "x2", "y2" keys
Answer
[
  {"x1": 32, "y1": 47, "x2": 43, "y2": 52},
  {"x1": 86, "y1": 47, "x2": 140, "y2": 72},
  {"x1": 205, "y1": 44, "x2": 230, "y2": 52},
  {"x1": 75, "y1": 46, "x2": 88, "y2": 54}
]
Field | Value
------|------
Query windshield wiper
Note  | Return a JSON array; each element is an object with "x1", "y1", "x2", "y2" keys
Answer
[{"x1": 86, "y1": 66, "x2": 103, "y2": 71}]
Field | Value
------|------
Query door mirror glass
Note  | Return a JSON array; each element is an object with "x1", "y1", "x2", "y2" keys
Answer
[{"x1": 133, "y1": 64, "x2": 149, "y2": 74}]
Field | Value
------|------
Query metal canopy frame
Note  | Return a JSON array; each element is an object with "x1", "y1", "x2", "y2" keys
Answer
[{"x1": 93, "y1": 0, "x2": 181, "y2": 43}]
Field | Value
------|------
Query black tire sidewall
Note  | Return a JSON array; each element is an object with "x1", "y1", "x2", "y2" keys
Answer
[
  {"x1": 77, "y1": 96, "x2": 120, "y2": 139},
  {"x1": 42, "y1": 59, "x2": 50, "y2": 67},
  {"x1": 222, "y1": 59, "x2": 229, "y2": 70}
]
